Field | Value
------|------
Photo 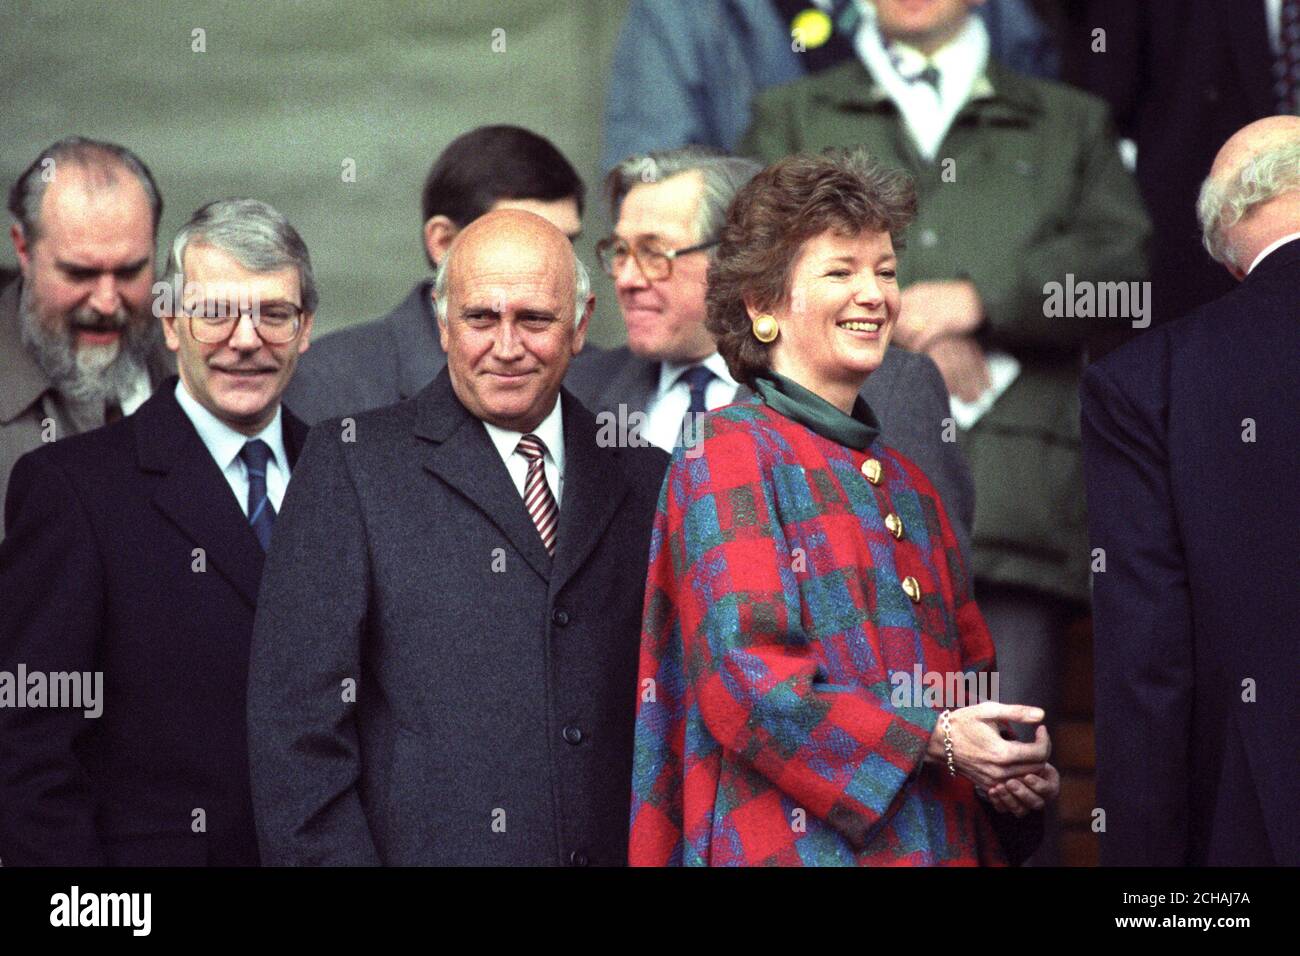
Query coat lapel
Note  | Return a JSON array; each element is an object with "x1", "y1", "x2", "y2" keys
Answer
[
  {"x1": 549, "y1": 388, "x2": 632, "y2": 596},
  {"x1": 602, "y1": 351, "x2": 660, "y2": 417},
  {"x1": 135, "y1": 380, "x2": 267, "y2": 607},
  {"x1": 282, "y1": 405, "x2": 310, "y2": 467},
  {"x1": 413, "y1": 370, "x2": 554, "y2": 582}
]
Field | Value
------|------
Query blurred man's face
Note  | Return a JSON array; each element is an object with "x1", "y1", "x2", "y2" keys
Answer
[
  {"x1": 162, "y1": 243, "x2": 314, "y2": 436},
  {"x1": 873, "y1": 0, "x2": 982, "y2": 54},
  {"x1": 12, "y1": 168, "x2": 159, "y2": 405},
  {"x1": 611, "y1": 171, "x2": 716, "y2": 363},
  {"x1": 438, "y1": 211, "x2": 589, "y2": 433}
]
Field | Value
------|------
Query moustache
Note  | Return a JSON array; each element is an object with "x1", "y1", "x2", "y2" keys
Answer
[
  {"x1": 209, "y1": 364, "x2": 279, "y2": 373},
  {"x1": 68, "y1": 311, "x2": 129, "y2": 333}
]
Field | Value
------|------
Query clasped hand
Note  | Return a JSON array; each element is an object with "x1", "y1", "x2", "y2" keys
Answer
[{"x1": 927, "y1": 701, "x2": 1060, "y2": 817}]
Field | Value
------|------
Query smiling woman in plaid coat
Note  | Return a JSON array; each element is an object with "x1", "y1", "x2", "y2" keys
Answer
[{"x1": 628, "y1": 150, "x2": 1060, "y2": 866}]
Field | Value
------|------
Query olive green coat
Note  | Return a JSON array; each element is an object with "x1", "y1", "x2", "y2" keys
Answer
[{"x1": 741, "y1": 59, "x2": 1151, "y2": 605}]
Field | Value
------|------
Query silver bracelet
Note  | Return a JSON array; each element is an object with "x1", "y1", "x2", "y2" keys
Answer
[{"x1": 940, "y1": 709, "x2": 956, "y2": 778}]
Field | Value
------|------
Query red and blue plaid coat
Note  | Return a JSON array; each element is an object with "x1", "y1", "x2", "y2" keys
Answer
[{"x1": 629, "y1": 400, "x2": 1008, "y2": 866}]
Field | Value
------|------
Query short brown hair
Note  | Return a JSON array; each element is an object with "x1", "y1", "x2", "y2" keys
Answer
[{"x1": 706, "y1": 149, "x2": 917, "y2": 389}]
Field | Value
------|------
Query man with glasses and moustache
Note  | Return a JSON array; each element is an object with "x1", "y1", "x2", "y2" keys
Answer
[{"x1": 0, "y1": 198, "x2": 314, "y2": 866}]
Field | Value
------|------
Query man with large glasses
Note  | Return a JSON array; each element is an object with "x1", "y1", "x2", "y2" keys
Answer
[
  {"x1": 568, "y1": 146, "x2": 976, "y2": 559},
  {"x1": 0, "y1": 198, "x2": 314, "y2": 866}
]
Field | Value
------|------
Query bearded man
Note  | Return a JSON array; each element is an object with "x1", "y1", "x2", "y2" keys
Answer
[{"x1": 1, "y1": 137, "x2": 173, "y2": 524}]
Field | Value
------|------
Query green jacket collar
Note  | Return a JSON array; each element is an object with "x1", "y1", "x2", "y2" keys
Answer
[
  {"x1": 808, "y1": 57, "x2": 1042, "y2": 125},
  {"x1": 754, "y1": 371, "x2": 879, "y2": 451}
]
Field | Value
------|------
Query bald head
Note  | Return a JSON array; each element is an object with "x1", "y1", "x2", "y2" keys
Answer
[
  {"x1": 1198, "y1": 116, "x2": 1300, "y2": 279},
  {"x1": 435, "y1": 208, "x2": 590, "y2": 326},
  {"x1": 434, "y1": 208, "x2": 593, "y2": 432}
]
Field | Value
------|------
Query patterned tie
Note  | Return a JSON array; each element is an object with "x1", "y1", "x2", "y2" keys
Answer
[
  {"x1": 1276, "y1": 0, "x2": 1300, "y2": 114},
  {"x1": 677, "y1": 364, "x2": 715, "y2": 448},
  {"x1": 240, "y1": 439, "x2": 276, "y2": 552},
  {"x1": 516, "y1": 434, "x2": 559, "y2": 556},
  {"x1": 889, "y1": 46, "x2": 942, "y2": 92}
]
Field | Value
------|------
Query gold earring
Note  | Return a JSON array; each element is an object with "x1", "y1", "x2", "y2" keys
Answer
[{"x1": 751, "y1": 313, "x2": 779, "y2": 343}]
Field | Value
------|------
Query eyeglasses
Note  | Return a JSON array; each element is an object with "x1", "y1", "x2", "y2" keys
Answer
[
  {"x1": 183, "y1": 303, "x2": 305, "y2": 345},
  {"x1": 595, "y1": 236, "x2": 718, "y2": 281}
]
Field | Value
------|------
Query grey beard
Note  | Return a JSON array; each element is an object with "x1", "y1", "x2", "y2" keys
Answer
[{"x1": 19, "y1": 282, "x2": 161, "y2": 410}]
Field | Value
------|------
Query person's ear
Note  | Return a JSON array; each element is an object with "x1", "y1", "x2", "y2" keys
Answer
[
  {"x1": 436, "y1": 300, "x2": 450, "y2": 353},
  {"x1": 571, "y1": 293, "x2": 595, "y2": 356},
  {"x1": 161, "y1": 309, "x2": 182, "y2": 353},
  {"x1": 297, "y1": 312, "x2": 315, "y2": 353},
  {"x1": 11, "y1": 223, "x2": 31, "y2": 274},
  {"x1": 424, "y1": 216, "x2": 459, "y2": 267}
]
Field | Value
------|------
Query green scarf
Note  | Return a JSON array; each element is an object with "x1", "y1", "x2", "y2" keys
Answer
[{"x1": 753, "y1": 371, "x2": 880, "y2": 451}]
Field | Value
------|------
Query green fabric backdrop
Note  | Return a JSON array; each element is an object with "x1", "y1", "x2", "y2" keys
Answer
[{"x1": 0, "y1": 0, "x2": 631, "y2": 345}]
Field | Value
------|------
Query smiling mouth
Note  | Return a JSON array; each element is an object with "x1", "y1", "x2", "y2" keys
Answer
[
  {"x1": 838, "y1": 320, "x2": 883, "y2": 333},
  {"x1": 215, "y1": 367, "x2": 274, "y2": 376}
]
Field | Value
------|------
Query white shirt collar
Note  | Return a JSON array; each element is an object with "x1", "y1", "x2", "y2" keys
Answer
[
  {"x1": 481, "y1": 393, "x2": 566, "y2": 478},
  {"x1": 1247, "y1": 231, "x2": 1300, "y2": 274},
  {"x1": 854, "y1": 7, "x2": 990, "y2": 162},
  {"x1": 656, "y1": 352, "x2": 737, "y2": 399},
  {"x1": 174, "y1": 378, "x2": 287, "y2": 474}
]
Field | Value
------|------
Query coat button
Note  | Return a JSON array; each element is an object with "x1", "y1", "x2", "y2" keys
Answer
[
  {"x1": 563, "y1": 725, "x2": 584, "y2": 745},
  {"x1": 860, "y1": 458, "x2": 882, "y2": 484},
  {"x1": 552, "y1": 609, "x2": 570, "y2": 627},
  {"x1": 568, "y1": 849, "x2": 589, "y2": 866},
  {"x1": 885, "y1": 513, "x2": 904, "y2": 540},
  {"x1": 901, "y1": 575, "x2": 922, "y2": 603}
]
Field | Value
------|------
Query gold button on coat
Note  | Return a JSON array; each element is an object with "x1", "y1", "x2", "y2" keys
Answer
[
  {"x1": 901, "y1": 576, "x2": 921, "y2": 602},
  {"x1": 885, "y1": 513, "x2": 904, "y2": 540},
  {"x1": 861, "y1": 458, "x2": 882, "y2": 484}
]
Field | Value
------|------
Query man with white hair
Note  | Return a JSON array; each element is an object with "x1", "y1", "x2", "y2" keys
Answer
[
  {"x1": 0, "y1": 137, "x2": 174, "y2": 525},
  {"x1": 0, "y1": 198, "x2": 316, "y2": 865},
  {"x1": 249, "y1": 209, "x2": 669, "y2": 866},
  {"x1": 1082, "y1": 116, "x2": 1300, "y2": 866}
]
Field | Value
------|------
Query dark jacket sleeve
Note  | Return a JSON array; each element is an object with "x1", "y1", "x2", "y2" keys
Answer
[
  {"x1": 247, "y1": 423, "x2": 382, "y2": 865},
  {"x1": 0, "y1": 452, "x2": 107, "y2": 865},
  {"x1": 1080, "y1": 350, "x2": 1193, "y2": 865},
  {"x1": 906, "y1": 350, "x2": 976, "y2": 565}
]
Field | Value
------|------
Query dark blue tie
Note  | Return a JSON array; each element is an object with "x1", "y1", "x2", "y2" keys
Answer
[
  {"x1": 677, "y1": 365, "x2": 715, "y2": 448},
  {"x1": 240, "y1": 439, "x2": 276, "y2": 552}
]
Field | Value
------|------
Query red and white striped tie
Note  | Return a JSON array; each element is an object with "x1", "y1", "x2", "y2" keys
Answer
[{"x1": 516, "y1": 434, "x2": 558, "y2": 555}]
